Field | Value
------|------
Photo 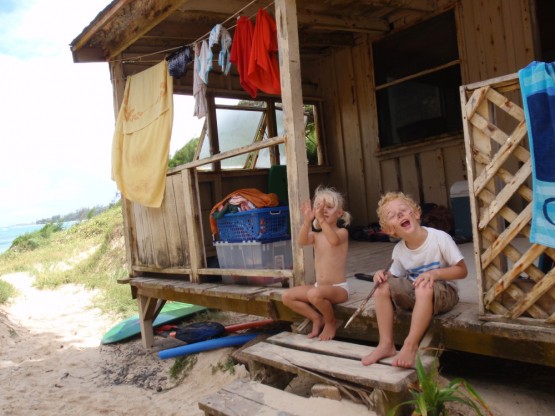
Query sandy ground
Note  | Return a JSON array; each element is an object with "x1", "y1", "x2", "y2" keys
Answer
[{"x1": 1, "y1": 272, "x2": 554, "y2": 416}]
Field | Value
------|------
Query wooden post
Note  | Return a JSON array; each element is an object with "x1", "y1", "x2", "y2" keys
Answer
[
  {"x1": 182, "y1": 168, "x2": 205, "y2": 282},
  {"x1": 109, "y1": 58, "x2": 137, "y2": 278},
  {"x1": 275, "y1": 0, "x2": 315, "y2": 285},
  {"x1": 137, "y1": 296, "x2": 165, "y2": 349}
]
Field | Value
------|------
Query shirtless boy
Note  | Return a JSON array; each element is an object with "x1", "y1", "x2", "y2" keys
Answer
[{"x1": 282, "y1": 186, "x2": 351, "y2": 341}]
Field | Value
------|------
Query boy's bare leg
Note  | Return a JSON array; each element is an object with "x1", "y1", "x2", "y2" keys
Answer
[
  {"x1": 282, "y1": 286, "x2": 324, "y2": 338},
  {"x1": 361, "y1": 286, "x2": 397, "y2": 365},
  {"x1": 308, "y1": 286, "x2": 347, "y2": 341},
  {"x1": 312, "y1": 298, "x2": 336, "y2": 340},
  {"x1": 392, "y1": 288, "x2": 433, "y2": 368}
]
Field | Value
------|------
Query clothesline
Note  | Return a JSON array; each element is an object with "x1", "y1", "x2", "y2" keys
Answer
[{"x1": 109, "y1": 0, "x2": 274, "y2": 64}]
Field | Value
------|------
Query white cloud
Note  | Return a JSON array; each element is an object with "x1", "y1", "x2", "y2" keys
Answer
[{"x1": 0, "y1": 0, "x2": 204, "y2": 226}]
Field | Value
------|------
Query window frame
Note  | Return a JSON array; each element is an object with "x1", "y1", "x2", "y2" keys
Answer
[
  {"x1": 196, "y1": 96, "x2": 324, "y2": 171},
  {"x1": 373, "y1": 10, "x2": 463, "y2": 150}
]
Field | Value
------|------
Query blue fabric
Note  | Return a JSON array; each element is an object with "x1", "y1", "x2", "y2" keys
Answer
[{"x1": 519, "y1": 61, "x2": 555, "y2": 248}]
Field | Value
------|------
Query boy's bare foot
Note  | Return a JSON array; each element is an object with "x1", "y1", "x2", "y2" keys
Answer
[
  {"x1": 307, "y1": 317, "x2": 324, "y2": 339},
  {"x1": 391, "y1": 345, "x2": 418, "y2": 368},
  {"x1": 361, "y1": 343, "x2": 396, "y2": 366},
  {"x1": 318, "y1": 320, "x2": 337, "y2": 341}
]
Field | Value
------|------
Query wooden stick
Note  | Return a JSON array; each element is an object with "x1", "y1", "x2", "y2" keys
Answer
[{"x1": 344, "y1": 259, "x2": 393, "y2": 328}]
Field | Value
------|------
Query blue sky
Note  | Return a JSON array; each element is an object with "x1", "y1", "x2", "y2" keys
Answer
[{"x1": 0, "y1": 0, "x2": 203, "y2": 226}]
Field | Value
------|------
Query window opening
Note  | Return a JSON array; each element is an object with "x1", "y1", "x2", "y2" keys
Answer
[{"x1": 373, "y1": 11, "x2": 462, "y2": 149}]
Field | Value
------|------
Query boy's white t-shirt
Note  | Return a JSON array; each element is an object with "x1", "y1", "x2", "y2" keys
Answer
[{"x1": 389, "y1": 227, "x2": 464, "y2": 288}]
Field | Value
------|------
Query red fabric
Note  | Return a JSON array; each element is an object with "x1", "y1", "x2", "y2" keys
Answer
[
  {"x1": 230, "y1": 16, "x2": 258, "y2": 98},
  {"x1": 209, "y1": 188, "x2": 279, "y2": 235},
  {"x1": 247, "y1": 9, "x2": 281, "y2": 95}
]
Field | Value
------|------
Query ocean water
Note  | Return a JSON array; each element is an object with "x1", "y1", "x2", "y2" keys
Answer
[{"x1": 0, "y1": 222, "x2": 77, "y2": 254}]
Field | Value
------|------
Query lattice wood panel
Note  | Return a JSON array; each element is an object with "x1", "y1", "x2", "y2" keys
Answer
[{"x1": 460, "y1": 73, "x2": 555, "y2": 325}]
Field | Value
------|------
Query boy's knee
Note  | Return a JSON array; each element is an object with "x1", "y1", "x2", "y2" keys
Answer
[
  {"x1": 281, "y1": 290, "x2": 293, "y2": 304},
  {"x1": 374, "y1": 283, "x2": 391, "y2": 298},
  {"x1": 415, "y1": 285, "x2": 434, "y2": 300},
  {"x1": 306, "y1": 287, "x2": 322, "y2": 303}
]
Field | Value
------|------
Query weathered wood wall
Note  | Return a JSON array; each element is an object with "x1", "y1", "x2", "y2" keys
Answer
[
  {"x1": 125, "y1": 0, "x2": 538, "y2": 268},
  {"x1": 312, "y1": 0, "x2": 535, "y2": 226},
  {"x1": 128, "y1": 167, "x2": 332, "y2": 272},
  {"x1": 457, "y1": 0, "x2": 534, "y2": 84},
  {"x1": 131, "y1": 173, "x2": 191, "y2": 270}
]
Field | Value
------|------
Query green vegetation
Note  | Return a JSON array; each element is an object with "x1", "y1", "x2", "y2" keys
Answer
[
  {"x1": 0, "y1": 279, "x2": 18, "y2": 304},
  {"x1": 37, "y1": 204, "x2": 114, "y2": 224},
  {"x1": 10, "y1": 222, "x2": 65, "y2": 252},
  {"x1": 388, "y1": 354, "x2": 492, "y2": 416},
  {"x1": 168, "y1": 138, "x2": 199, "y2": 168},
  {"x1": 210, "y1": 356, "x2": 236, "y2": 375},
  {"x1": 305, "y1": 121, "x2": 318, "y2": 165},
  {"x1": 0, "y1": 203, "x2": 135, "y2": 317},
  {"x1": 170, "y1": 355, "x2": 198, "y2": 381}
]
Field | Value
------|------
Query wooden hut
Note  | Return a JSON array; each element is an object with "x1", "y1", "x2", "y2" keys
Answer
[{"x1": 70, "y1": 0, "x2": 555, "y2": 371}]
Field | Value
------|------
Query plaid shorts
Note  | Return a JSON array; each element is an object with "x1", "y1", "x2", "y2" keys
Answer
[{"x1": 388, "y1": 277, "x2": 459, "y2": 315}]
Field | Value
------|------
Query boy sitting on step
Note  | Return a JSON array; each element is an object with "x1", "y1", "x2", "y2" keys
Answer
[
  {"x1": 282, "y1": 186, "x2": 351, "y2": 341},
  {"x1": 362, "y1": 192, "x2": 467, "y2": 368}
]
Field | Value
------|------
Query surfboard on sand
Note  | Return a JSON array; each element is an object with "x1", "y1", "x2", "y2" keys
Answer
[{"x1": 101, "y1": 302, "x2": 206, "y2": 344}]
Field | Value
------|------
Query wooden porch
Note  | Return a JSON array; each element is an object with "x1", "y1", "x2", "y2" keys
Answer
[{"x1": 128, "y1": 239, "x2": 555, "y2": 368}]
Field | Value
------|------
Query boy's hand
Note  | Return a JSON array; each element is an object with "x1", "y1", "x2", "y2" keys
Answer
[
  {"x1": 373, "y1": 269, "x2": 390, "y2": 284},
  {"x1": 413, "y1": 271, "x2": 435, "y2": 288},
  {"x1": 301, "y1": 199, "x2": 315, "y2": 223},
  {"x1": 314, "y1": 202, "x2": 325, "y2": 224}
]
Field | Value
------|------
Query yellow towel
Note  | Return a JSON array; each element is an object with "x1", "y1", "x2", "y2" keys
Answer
[{"x1": 112, "y1": 60, "x2": 173, "y2": 207}]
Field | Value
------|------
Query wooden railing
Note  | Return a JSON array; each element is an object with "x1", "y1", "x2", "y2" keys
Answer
[{"x1": 129, "y1": 135, "x2": 294, "y2": 283}]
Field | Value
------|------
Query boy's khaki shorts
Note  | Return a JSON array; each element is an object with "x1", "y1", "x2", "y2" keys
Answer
[{"x1": 388, "y1": 277, "x2": 459, "y2": 315}]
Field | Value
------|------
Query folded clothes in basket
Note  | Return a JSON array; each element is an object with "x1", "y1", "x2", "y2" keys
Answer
[{"x1": 209, "y1": 188, "x2": 279, "y2": 237}]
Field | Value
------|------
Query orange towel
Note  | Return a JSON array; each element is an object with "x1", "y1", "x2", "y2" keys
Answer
[
  {"x1": 247, "y1": 9, "x2": 281, "y2": 95},
  {"x1": 210, "y1": 188, "x2": 279, "y2": 235}
]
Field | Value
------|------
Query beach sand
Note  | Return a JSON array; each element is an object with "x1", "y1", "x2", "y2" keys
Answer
[{"x1": 1, "y1": 272, "x2": 554, "y2": 415}]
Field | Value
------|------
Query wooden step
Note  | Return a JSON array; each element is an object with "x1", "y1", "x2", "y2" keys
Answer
[
  {"x1": 268, "y1": 331, "x2": 436, "y2": 368},
  {"x1": 240, "y1": 331, "x2": 434, "y2": 393},
  {"x1": 202, "y1": 332, "x2": 437, "y2": 415},
  {"x1": 198, "y1": 378, "x2": 371, "y2": 416}
]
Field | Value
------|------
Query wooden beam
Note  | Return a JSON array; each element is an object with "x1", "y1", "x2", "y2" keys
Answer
[
  {"x1": 296, "y1": 11, "x2": 389, "y2": 33},
  {"x1": 106, "y1": 0, "x2": 189, "y2": 61},
  {"x1": 137, "y1": 296, "x2": 165, "y2": 349},
  {"x1": 70, "y1": 0, "x2": 131, "y2": 54},
  {"x1": 275, "y1": 0, "x2": 315, "y2": 285},
  {"x1": 358, "y1": 0, "x2": 437, "y2": 13},
  {"x1": 175, "y1": 135, "x2": 285, "y2": 169}
]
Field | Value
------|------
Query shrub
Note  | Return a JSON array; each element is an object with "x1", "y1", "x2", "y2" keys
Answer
[{"x1": 387, "y1": 354, "x2": 493, "y2": 416}]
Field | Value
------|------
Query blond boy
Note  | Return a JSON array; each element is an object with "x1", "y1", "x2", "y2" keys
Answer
[
  {"x1": 361, "y1": 192, "x2": 467, "y2": 368},
  {"x1": 282, "y1": 186, "x2": 351, "y2": 341}
]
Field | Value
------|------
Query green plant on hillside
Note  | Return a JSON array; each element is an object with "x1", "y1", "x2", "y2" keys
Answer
[
  {"x1": 387, "y1": 354, "x2": 493, "y2": 416},
  {"x1": 0, "y1": 203, "x2": 134, "y2": 316},
  {"x1": 0, "y1": 279, "x2": 18, "y2": 304},
  {"x1": 9, "y1": 221, "x2": 64, "y2": 252}
]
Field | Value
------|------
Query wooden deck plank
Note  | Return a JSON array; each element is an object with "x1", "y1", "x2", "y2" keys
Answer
[
  {"x1": 240, "y1": 341, "x2": 415, "y2": 392},
  {"x1": 198, "y1": 379, "x2": 368, "y2": 416},
  {"x1": 267, "y1": 332, "x2": 435, "y2": 368},
  {"x1": 128, "y1": 241, "x2": 555, "y2": 367}
]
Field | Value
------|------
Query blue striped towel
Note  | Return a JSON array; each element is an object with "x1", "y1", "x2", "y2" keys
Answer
[{"x1": 519, "y1": 61, "x2": 555, "y2": 248}]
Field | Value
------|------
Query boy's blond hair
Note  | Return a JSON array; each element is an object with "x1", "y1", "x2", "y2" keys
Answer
[
  {"x1": 376, "y1": 191, "x2": 422, "y2": 231},
  {"x1": 312, "y1": 185, "x2": 352, "y2": 230}
]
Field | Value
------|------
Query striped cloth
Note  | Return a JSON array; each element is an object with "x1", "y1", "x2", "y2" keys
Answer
[{"x1": 519, "y1": 61, "x2": 555, "y2": 248}]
